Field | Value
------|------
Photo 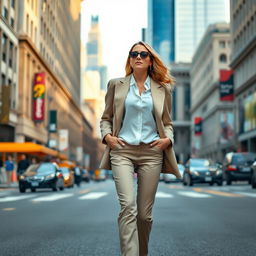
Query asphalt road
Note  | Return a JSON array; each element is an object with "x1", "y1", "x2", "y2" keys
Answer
[{"x1": 0, "y1": 180, "x2": 256, "y2": 256}]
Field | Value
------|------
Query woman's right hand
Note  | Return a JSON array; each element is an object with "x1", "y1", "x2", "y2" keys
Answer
[{"x1": 105, "y1": 134, "x2": 125, "y2": 149}]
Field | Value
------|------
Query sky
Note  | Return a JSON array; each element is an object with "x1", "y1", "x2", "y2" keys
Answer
[{"x1": 81, "y1": 0, "x2": 148, "y2": 80}]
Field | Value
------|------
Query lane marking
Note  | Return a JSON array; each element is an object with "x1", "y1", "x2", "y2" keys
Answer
[
  {"x1": 155, "y1": 192, "x2": 173, "y2": 198},
  {"x1": 178, "y1": 191, "x2": 212, "y2": 198},
  {"x1": 167, "y1": 185, "x2": 184, "y2": 189},
  {"x1": 78, "y1": 189, "x2": 91, "y2": 194},
  {"x1": 0, "y1": 195, "x2": 37, "y2": 202},
  {"x1": 79, "y1": 192, "x2": 108, "y2": 200},
  {"x1": 2, "y1": 208, "x2": 16, "y2": 211},
  {"x1": 193, "y1": 188, "x2": 244, "y2": 197},
  {"x1": 31, "y1": 193, "x2": 74, "y2": 202},
  {"x1": 235, "y1": 192, "x2": 256, "y2": 197}
]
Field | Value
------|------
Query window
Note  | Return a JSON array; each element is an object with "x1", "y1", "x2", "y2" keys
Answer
[
  {"x1": 3, "y1": 7, "x2": 8, "y2": 20},
  {"x1": 219, "y1": 54, "x2": 227, "y2": 63},
  {"x1": 219, "y1": 41, "x2": 226, "y2": 48},
  {"x1": 10, "y1": 18, "x2": 14, "y2": 28},
  {"x1": 9, "y1": 42, "x2": 13, "y2": 68},
  {"x1": 11, "y1": 0, "x2": 15, "y2": 9},
  {"x1": 26, "y1": 14, "x2": 29, "y2": 33},
  {"x1": 2, "y1": 34, "x2": 8, "y2": 62},
  {"x1": 1, "y1": 74, "x2": 6, "y2": 86}
]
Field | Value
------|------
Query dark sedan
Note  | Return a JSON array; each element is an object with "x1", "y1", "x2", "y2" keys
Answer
[
  {"x1": 222, "y1": 152, "x2": 256, "y2": 185},
  {"x1": 183, "y1": 158, "x2": 223, "y2": 186},
  {"x1": 251, "y1": 161, "x2": 256, "y2": 189},
  {"x1": 18, "y1": 162, "x2": 65, "y2": 193}
]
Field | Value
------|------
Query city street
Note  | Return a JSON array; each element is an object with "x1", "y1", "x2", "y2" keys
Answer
[{"x1": 1, "y1": 179, "x2": 256, "y2": 256}]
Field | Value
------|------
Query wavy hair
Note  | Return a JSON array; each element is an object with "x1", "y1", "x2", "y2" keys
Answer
[{"x1": 125, "y1": 41, "x2": 175, "y2": 85}]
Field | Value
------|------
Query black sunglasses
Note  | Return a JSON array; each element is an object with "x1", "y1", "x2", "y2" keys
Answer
[{"x1": 129, "y1": 51, "x2": 150, "y2": 59}]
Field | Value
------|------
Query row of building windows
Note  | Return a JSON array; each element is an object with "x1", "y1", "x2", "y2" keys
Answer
[
  {"x1": 1, "y1": 0, "x2": 16, "y2": 28},
  {"x1": 1, "y1": 32, "x2": 17, "y2": 70},
  {"x1": 26, "y1": 14, "x2": 37, "y2": 44}
]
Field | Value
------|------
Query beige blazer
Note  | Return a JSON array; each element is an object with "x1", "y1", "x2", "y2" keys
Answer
[{"x1": 99, "y1": 75, "x2": 181, "y2": 179}]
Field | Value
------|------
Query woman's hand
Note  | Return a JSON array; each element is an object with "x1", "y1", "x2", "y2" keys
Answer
[
  {"x1": 150, "y1": 138, "x2": 171, "y2": 151},
  {"x1": 105, "y1": 134, "x2": 125, "y2": 149}
]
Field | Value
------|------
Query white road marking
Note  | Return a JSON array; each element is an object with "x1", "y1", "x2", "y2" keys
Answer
[
  {"x1": 235, "y1": 192, "x2": 256, "y2": 197},
  {"x1": 178, "y1": 191, "x2": 212, "y2": 198},
  {"x1": 79, "y1": 192, "x2": 108, "y2": 200},
  {"x1": 0, "y1": 195, "x2": 37, "y2": 202},
  {"x1": 31, "y1": 193, "x2": 74, "y2": 202},
  {"x1": 155, "y1": 192, "x2": 173, "y2": 198}
]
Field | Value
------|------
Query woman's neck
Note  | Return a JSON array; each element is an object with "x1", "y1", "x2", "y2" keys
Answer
[{"x1": 133, "y1": 71, "x2": 148, "y2": 84}]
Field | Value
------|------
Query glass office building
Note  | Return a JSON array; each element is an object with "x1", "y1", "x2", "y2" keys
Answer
[
  {"x1": 175, "y1": 0, "x2": 229, "y2": 62},
  {"x1": 148, "y1": 0, "x2": 175, "y2": 64}
]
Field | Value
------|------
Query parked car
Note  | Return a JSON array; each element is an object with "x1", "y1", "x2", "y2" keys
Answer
[
  {"x1": 251, "y1": 161, "x2": 256, "y2": 189},
  {"x1": 18, "y1": 162, "x2": 65, "y2": 193},
  {"x1": 59, "y1": 167, "x2": 74, "y2": 188},
  {"x1": 164, "y1": 164, "x2": 185, "y2": 183},
  {"x1": 222, "y1": 152, "x2": 256, "y2": 185},
  {"x1": 183, "y1": 158, "x2": 223, "y2": 186}
]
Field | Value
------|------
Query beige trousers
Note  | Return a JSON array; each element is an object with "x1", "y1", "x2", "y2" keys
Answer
[{"x1": 110, "y1": 143, "x2": 163, "y2": 256}]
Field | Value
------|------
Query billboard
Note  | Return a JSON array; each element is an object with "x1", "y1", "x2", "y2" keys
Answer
[
  {"x1": 59, "y1": 129, "x2": 69, "y2": 151},
  {"x1": 219, "y1": 111, "x2": 234, "y2": 144},
  {"x1": 33, "y1": 73, "x2": 45, "y2": 121},
  {"x1": 219, "y1": 70, "x2": 234, "y2": 101}
]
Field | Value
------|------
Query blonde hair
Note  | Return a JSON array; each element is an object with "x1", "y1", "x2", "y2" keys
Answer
[{"x1": 125, "y1": 41, "x2": 175, "y2": 85}]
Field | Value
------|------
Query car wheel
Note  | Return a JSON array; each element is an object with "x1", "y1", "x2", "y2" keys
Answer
[
  {"x1": 185, "y1": 174, "x2": 193, "y2": 186},
  {"x1": 225, "y1": 172, "x2": 232, "y2": 185},
  {"x1": 252, "y1": 173, "x2": 256, "y2": 189},
  {"x1": 217, "y1": 180, "x2": 223, "y2": 186},
  {"x1": 52, "y1": 182, "x2": 58, "y2": 191},
  {"x1": 19, "y1": 186, "x2": 26, "y2": 193},
  {"x1": 209, "y1": 182, "x2": 214, "y2": 186},
  {"x1": 31, "y1": 188, "x2": 36, "y2": 192},
  {"x1": 59, "y1": 186, "x2": 64, "y2": 191}
]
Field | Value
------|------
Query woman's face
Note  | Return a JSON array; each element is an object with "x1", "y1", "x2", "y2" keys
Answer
[{"x1": 129, "y1": 44, "x2": 152, "y2": 73}]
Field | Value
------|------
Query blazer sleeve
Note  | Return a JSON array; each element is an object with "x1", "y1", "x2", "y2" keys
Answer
[
  {"x1": 100, "y1": 80, "x2": 115, "y2": 144},
  {"x1": 162, "y1": 85, "x2": 174, "y2": 146}
]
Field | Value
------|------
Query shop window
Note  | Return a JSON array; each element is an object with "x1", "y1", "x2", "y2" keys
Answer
[{"x1": 219, "y1": 54, "x2": 227, "y2": 63}]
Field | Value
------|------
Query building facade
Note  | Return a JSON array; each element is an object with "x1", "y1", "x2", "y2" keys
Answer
[
  {"x1": 0, "y1": 0, "x2": 19, "y2": 142},
  {"x1": 230, "y1": 0, "x2": 256, "y2": 153},
  {"x1": 175, "y1": 0, "x2": 229, "y2": 62},
  {"x1": 0, "y1": 0, "x2": 98, "y2": 167},
  {"x1": 190, "y1": 23, "x2": 233, "y2": 161},
  {"x1": 170, "y1": 63, "x2": 191, "y2": 163}
]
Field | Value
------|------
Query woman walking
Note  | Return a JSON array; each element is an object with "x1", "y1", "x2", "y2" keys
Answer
[{"x1": 100, "y1": 41, "x2": 181, "y2": 256}]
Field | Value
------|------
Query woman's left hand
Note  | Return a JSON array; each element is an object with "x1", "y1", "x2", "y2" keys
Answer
[{"x1": 150, "y1": 138, "x2": 171, "y2": 151}]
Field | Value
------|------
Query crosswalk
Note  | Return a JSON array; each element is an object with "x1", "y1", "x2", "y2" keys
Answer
[{"x1": 0, "y1": 187, "x2": 256, "y2": 204}]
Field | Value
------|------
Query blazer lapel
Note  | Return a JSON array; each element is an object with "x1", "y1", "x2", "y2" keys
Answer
[
  {"x1": 151, "y1": 79, "x2": 165, "y2": 119},
  {"x1": 114, "y1": 75, "x2": 131, "y2": 134}
]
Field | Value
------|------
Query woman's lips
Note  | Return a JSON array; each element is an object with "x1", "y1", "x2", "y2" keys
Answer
[{"x1": 135, "y1": 62, "x2": 142, "y2": 64}]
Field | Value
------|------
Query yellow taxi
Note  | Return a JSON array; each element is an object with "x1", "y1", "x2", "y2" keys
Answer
[{"x1": 59, "y1": 161, "x2": 75, "y2": 188}]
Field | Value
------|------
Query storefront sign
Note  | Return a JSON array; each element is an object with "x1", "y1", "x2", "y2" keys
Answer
[
  {"x1": 194, "y1": 117, "x2": 202, "y2": 136},
  {"x1": 33, "y1": 73, "x2": 45, "y2": 121},
  {"x1": 219, "y1": 70, "x2": 234, "y2": 101}
]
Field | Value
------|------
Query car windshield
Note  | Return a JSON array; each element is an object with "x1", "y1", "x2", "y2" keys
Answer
[
  {"x1": 24, "y1": 163, "x2": 56, "y2": 176},
  {"x1": 190, "y1": 159, "x2": 210, "y2": 167},
  {"x1": 232, "y1": 153, "x2": 256, "y2": 165},
  {"x1": 60, "y1": 167, "x2": 69, "y2": 174}
]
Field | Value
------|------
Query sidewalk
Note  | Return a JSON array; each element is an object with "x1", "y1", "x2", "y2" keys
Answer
[{"x1": 0, "y1": 182, "x2": 18, "y2": 190}]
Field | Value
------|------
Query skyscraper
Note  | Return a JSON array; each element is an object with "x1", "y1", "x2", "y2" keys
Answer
[
  {"x1": 175, "y1": 0, "x2": 229, "y2": 62},
  {"x1": 147, "y1": 0, "x2": 175, "y2": 64}
]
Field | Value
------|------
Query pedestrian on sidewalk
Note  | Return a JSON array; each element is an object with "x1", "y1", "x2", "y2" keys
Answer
[
  {"x1": 17, "y1": 154, "x2": 30, "y2": 178},
  {"x1": 100, "y1": 41, "x2": 181, "y2": 256},
  {"x1": 5, "y1": 155, "x2": 15, "y2": 185},
  {"x1": 0, "y1": 158, "x2": 7, "y2": 184}
]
